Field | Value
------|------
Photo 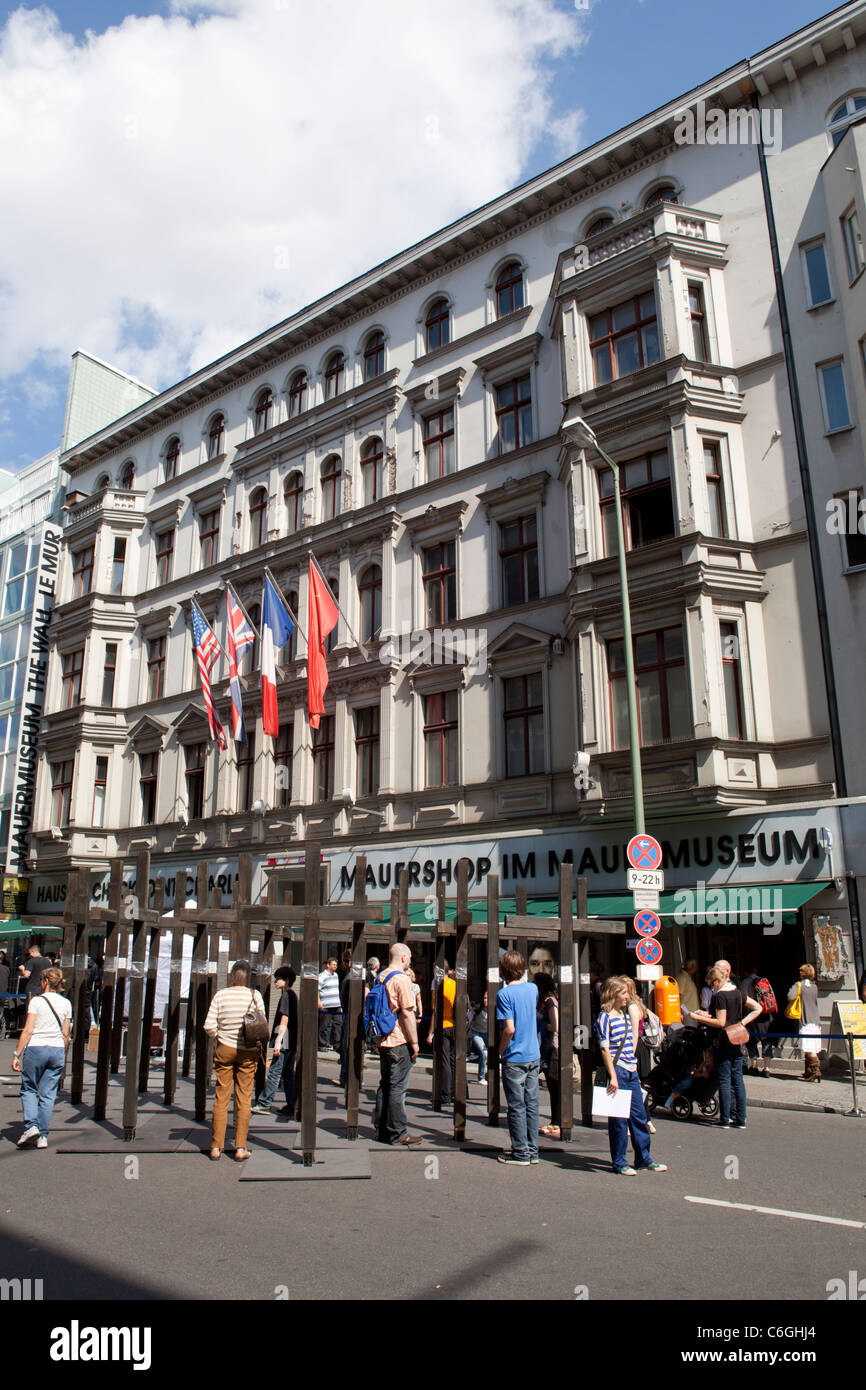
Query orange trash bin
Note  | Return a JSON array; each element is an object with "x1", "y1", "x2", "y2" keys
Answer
[{"x1": 654, "y1": 976, "x2": 681, "y2": 1025}]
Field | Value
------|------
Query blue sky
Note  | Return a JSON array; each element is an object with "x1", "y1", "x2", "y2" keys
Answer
[{"x1": 0, "y1": 0, "x2": 840, "y2": 471}]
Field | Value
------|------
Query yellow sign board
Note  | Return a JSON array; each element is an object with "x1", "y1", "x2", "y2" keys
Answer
[{"x1": 832, "y1": 1001, "x2": 866, "y2": 1061}]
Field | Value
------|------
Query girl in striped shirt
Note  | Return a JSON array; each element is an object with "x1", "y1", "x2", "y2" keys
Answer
[{"x1": 596, "y1": 975, "x2": 667, "y2": 1176}]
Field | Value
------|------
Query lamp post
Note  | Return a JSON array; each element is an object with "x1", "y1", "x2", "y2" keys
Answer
[{"x1": 563, "y1": 416, "x2": 645, "y2": 835}]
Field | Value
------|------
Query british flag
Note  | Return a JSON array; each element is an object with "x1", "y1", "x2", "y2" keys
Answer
[
  {"x1": 191, "y1": 604, "x2": 227, "y2": 750},
  {"x1": 226, "y1": 589, "x2": 255, "y2": 742}
]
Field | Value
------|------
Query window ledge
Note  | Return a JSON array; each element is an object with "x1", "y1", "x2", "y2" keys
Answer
[
  {"x1": 847, "y1": 266, "x2": 865, "y2": 289},
  {"x1": 824, "y1": 424, "x2": 855, "y2": 437},
  {"x1": 842, "y1": 563, "x2": 866, "y2": 576},
  {"x1": 806, "y1": 298, "x2": 836, "y2": 310}
]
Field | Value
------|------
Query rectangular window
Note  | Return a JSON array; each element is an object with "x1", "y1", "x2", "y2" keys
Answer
[
  {"x1": 92, "y1": 756, "x2": 108, "y2": 828},
  {"x1": 608, "y1": 626, "x2": 691, "y2": 748},
  {"x1": 275, "y1": 726, "x2": 292, "y2": 808},
  {"x1": 688, "y1": 282, "x2": 709, "y2": 359},
  {"x1": 837, "y1": 489, "x2": 866, "y2": 569},
  {"x1": 199, "y1": 509, "x2": 220, "y2": 568},
  {"x1": 503, "y1": 673, "x2": 544, "y2": 777},
  {"x1": 185, "y1": 742, "x2": 206, "y2": 820},
  {"x1": 156, "y1": 529, "x2": 174, "y2": 586},
  {"x1": 818, "y1": 361, "x2": 852, "y2": 432},
  {"x1": 703, "y1": 441, "x2": 727, "y2": 539},
  {"x1": 236, "y1": 733, "x2": 256, "y2": 813},
  {"x1": 355, "y1": 706, "x2": 380, "y2": 797},
  {"x1": 50, "y1": 758, "x2": 75, "y2": 827},
  {"x1": 422, "y1": 541, "x2": 457, "y2": 625},
  {"x1": 71, "y1": 545, "x2": 94, "y2": 598},
  {"x1": 841, "y1": 206, "x2": 865, "y2": 282},
  {"x1": 720, "y1": 621, "x2": 745, "y2": 740},
  {"x1": 139, "y1": 752, "x2": 158, "y2": 825},
  {"x1": 112, "y1": 537, "x2": 126, "y2": 594},
  {"x1": 101, "y1": 642, "x2": 117, "y2": 707},
  {"x1": 423, "y1": 408, "x2": 455, "y2": 480},
  {"x1": 801, "y1": 240, "x2": 833, "y2": 307},
  {"x1": 147, "y1": 636, "x2": 166, "y2": 701},
  {"x1": 424, "y1": 690, "x2": 458, "y2": 787},
  {"x1": 61, "y1": 649, "x2": 84, "y2": 708},
  {"x1": 313, "y1": 716, "x2": 335, "y2": 802},
  {"x1": 500, "y1": 515, "x2": 539, "y2": 607},
  {"x1": 590, "y1": 291, "x2": 660, "y2": 385},
  {"x1": 599, "y1": 450, "x2": 674, "y2": 554},
  {"x1": 495, "y1": 375, "x2": 532, "y2": 454}
]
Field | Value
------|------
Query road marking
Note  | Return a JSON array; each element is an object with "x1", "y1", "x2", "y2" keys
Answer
[{"x1": 685, "y1": 1196, "x2": 866, "y2": 1230}]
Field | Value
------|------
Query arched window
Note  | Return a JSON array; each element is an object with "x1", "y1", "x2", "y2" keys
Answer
[
  {"x1": 828, "y1": 93, "x2": 866, "y2": 147},
  {"x1": 208, "y1": 413, "x2": 225, "y2": 460},
  {"x1": 359, "y1": 564, "x2": 382, "y2": 642},
  {"x1": 120, "y1": 460, "x2": 135, "y2": 490},
  {"x1": 96, "y1": 474, "x2": 110, "y2": 491},
  {"x1": 363, "y1": 331, "x2": 385, "y2": 381},
  {"x1": 644, "y1": 185, "x2": 678, "y2": 209},
  {"x1": 321, "y1": 455, "x2": 342, "y2": 520},
  {"x1": 495, "y1": 261, "x2": 525, "y2": 317},
  {"x1": 326, "y1": 576, "x2": 339, "y2": 653},
  {"x1": 359, "y1": 438, "x2": 383, "y2": 506},
  {"x1": 254, "y1": 388, "x2": 274, "y2": 435},
  {"x1": 164, "y1": 436, "x2": 180, "y2": 483},
  {"x1": 425, "y1": 298, "x2": 450, "y2": 352},
  {"x1": 288, "y1": 370, "x2": 308, "y2": 417},
  {"x1": 284, "y1": 471, "x2": 303, "y2": 533},
  {"x1": 324, "y1": 352, "x2": 345, "y2": 400},
  {"x1": 586, "y1": 216, "x2": 614, "y2": 237},
  {"x1": 249, "y1": 487, "x2": 268, "y2": 548}
]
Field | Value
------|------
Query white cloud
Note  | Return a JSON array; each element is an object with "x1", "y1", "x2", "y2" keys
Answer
[{"x1": 0, "y1": 0, "x2": 587, "y2": 393}]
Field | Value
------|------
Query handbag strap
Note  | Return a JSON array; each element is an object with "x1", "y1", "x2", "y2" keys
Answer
[{"x1": 39, "y1": 994, "x2": 66, "y2": 1041}]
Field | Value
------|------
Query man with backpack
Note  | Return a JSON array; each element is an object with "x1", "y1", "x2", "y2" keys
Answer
[
  {"x1": 742, "y1": 965, "x2": 777, "y2": 1076},
  {"x1": 368, "y1": 944, "x2": 422, "y2": 1146}
]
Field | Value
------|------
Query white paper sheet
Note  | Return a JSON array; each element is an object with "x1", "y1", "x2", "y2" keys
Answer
[{"x1": 591, "y1": 1085, "x2": 633, "y2": 1119}]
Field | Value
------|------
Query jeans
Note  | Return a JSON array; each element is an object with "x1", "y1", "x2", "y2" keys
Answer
[
  {"x1": 607, "y1": 1065, "x2": 653, "y2": 1170},
  {"x1": 541, "y1": 1060, "x2": 561, "y2": 1127},
  {"x1": 717, "y1": 1051, "x2": 746, "y2": 1124},
  {"x1": 747, "y1": 1035, "x2": 774, "y2": 1061},
  {"x1": 501, "y1": 1059, "x2": 540, "y2": 1161},
  {"x1": 469, "y1": 1033, "x2": 487, "y2": 1082},
  {"x1": 20, "y1": 1046, "x2": 65, "y2": 1135},
  {"x1": 318, "y1": 1008, "x2": 343, "y2": 1051},
  {"x1": 374, "y1": 1044, "x2": 413, "y2": 1143},
  {"x1": 257, "y1": 1048, "x2": 296, "y2": 1108}
]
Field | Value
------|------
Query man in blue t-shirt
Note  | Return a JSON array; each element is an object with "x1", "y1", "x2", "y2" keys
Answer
[{"x1": 496, "y1": 950, "x2": 540, "y2": 1166}]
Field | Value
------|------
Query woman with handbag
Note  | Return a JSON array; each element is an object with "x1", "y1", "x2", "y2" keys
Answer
[
  {"x1": 692, "y1": 961, "x2": 762, "y2": 1128},
  {"x1": 11, "y1": 966, "x2": 72, "y2": 1148},
  {"x1": 535, "y1": 974, "x2": 560, "y2": 1137},
  {"x1": 203, "y1": 960, "x2": 267, "y2": 1161},
  {"x1": 787, "y1": 964, "x2": 822, "y2": 1081}
]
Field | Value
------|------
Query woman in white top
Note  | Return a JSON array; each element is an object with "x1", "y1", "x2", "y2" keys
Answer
[
  {"x1": 12, "y1": 966, "x2": 72, "y2": 1148},
  {"x1": 203, "y1": 960, "x2": 265, "y2": 1162}
]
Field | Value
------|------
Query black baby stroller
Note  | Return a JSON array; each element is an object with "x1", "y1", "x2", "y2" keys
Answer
[{"x1": 645, "y1": 1023, "x2": 719, "y2": 1120}]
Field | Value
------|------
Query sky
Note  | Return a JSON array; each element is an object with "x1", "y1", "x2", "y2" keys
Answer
[{"x1": 0, "y1": 0, "x2": 845, "y2": 471}]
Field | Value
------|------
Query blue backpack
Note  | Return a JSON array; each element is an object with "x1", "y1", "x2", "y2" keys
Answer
[{"x1": 363, "y1": 969, "x2": 402, "y2": 1044}]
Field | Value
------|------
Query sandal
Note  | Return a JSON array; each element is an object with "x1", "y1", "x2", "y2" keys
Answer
[
  {"x1": 235, "y1": 1148, "x2": 252, "y2": 1162},
  {"x1": 209, "y1": 1147, "x2": 221, "y2": 1161},
  {"x1": 539, "y1": 1125, "x2": 560, "y2": 1137}
]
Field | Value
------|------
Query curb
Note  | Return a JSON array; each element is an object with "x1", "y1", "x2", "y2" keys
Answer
[{"x1": 744, "y1": 1096, "x2": 863, "y2": 1117}]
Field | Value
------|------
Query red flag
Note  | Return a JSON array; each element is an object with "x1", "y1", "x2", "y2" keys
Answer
[{"x1": 307, "y1": 561, "x2": 339, "y2": 729}]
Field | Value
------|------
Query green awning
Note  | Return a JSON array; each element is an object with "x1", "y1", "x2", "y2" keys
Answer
[{"x1": 0, "y1": 918, "x2": 64, "y2": 939}]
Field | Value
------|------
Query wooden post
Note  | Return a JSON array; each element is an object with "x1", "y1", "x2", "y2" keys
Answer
[
  {"x1": 431, "y1": 881, "x2": 446, "y2": 1112},
  {"x1": 299, "y1": 842, "x2": 321, "y2": 1166},
  {"x1": 453, "y1": 859, "x2": 471, "y2": 1141},
  {"x1": 121, "y1": 851, "x2": 150, "y2": 1141},
  {"x1": 234, "y1": 854, "x2": 252, "y2": 961},
  {"x1": 486, "y1": 875, "x2": 501, "y2": 1127},
  {"x1": 514, "y1": 884, "x2": 528, "y2": 965},
  {"x1": 137, "y1": 877, "x2": 164, "y2": 1094},
  {"x1": 94, "y1": 860, "x2": 124, "y2": 1121},
  {"x1": 344, "y1": 856, "x2": 368, "y2": 1141},
  {"x1": 558, "y1": 863, "x2": 575, "y2": 1143}
]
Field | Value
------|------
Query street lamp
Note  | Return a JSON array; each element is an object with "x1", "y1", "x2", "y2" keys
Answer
[{"x1": 562, "y1": 414, "x2": 646, "y2": 835}]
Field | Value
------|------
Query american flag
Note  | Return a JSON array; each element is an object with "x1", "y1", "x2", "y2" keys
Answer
[
  {"x1": 226, "y1": 589, "x2": 255, "y2": 743},
  {"x1": 191, "y1": 605, "x2": 227, "y2": 750}
]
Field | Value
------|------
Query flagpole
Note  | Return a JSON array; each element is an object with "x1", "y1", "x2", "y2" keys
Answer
[
  {"x1": 263, "y1": 565, "x2": 308, "y2": 644},
  {"x1": 308, "y1": 551, "x2": 369, "y2": 661},
  {"x1": 191, "y1": 594, "x2": 230, "y2": 663},
  {"x1": 225, "y1": 579, "x2": 262, "y2": 641}
]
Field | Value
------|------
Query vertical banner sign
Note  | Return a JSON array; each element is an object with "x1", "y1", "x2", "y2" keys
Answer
[{"x1": 5, "y1": 523, "x2": 63, "y2": 877}]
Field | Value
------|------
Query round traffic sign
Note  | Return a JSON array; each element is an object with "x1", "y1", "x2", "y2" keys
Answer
[
  {"x1": 636, "y1": 937, "x2": 663, "y2": 966},
  {"x1": 633, "y1": 910, "x2": 661, "y2": 938},
  {"x1": 626, "y1": 834, "x2": 663, "y2": 871}
]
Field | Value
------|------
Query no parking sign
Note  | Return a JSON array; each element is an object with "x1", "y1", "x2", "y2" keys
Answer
[{"x1": 636, "y1": 937, "x2": 663, "y2": 967}]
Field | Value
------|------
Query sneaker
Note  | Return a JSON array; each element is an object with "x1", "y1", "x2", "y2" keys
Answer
[
  {"x1": 498, "y1": 1153, "x2": 531, "y2": 1166},
  {"x1": 501, "y1": 1150, "x2": 540, "y2": 1164},
  {"x1": 17, "y1": 1125, "x2": 39, "y2": 1147},
  {"x1": 719, "y1": 1120, "x2": 732, "y2": 1128},
  {"x1": 647, "y1": 1120, "x2": 657, "y2": 1134},
  {"x1": 733, "y1": 1121, "x2": 747, "y2": 1129},
  {"x1": 639, "y1": 1161, "x2": 668, "y2": 1172},
  {"x1": 250, "y1": 1104, "x2": 273, "y2": 1115},
  {"x1": 613, "y1": 1165, "x2": 638, "y2": 1176},
  {"x1": 35, "y1": 1136, "x2": 48, "y2": 1149}
]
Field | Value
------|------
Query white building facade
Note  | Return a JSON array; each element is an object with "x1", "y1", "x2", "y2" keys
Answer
[{"x1": 27, "y1": 4, "x2": 866, "y2": 1025}]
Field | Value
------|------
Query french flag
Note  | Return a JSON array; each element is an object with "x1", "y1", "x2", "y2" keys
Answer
[{"x1": 261, "y1": 574, "x2": 294, "y2": 737}]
